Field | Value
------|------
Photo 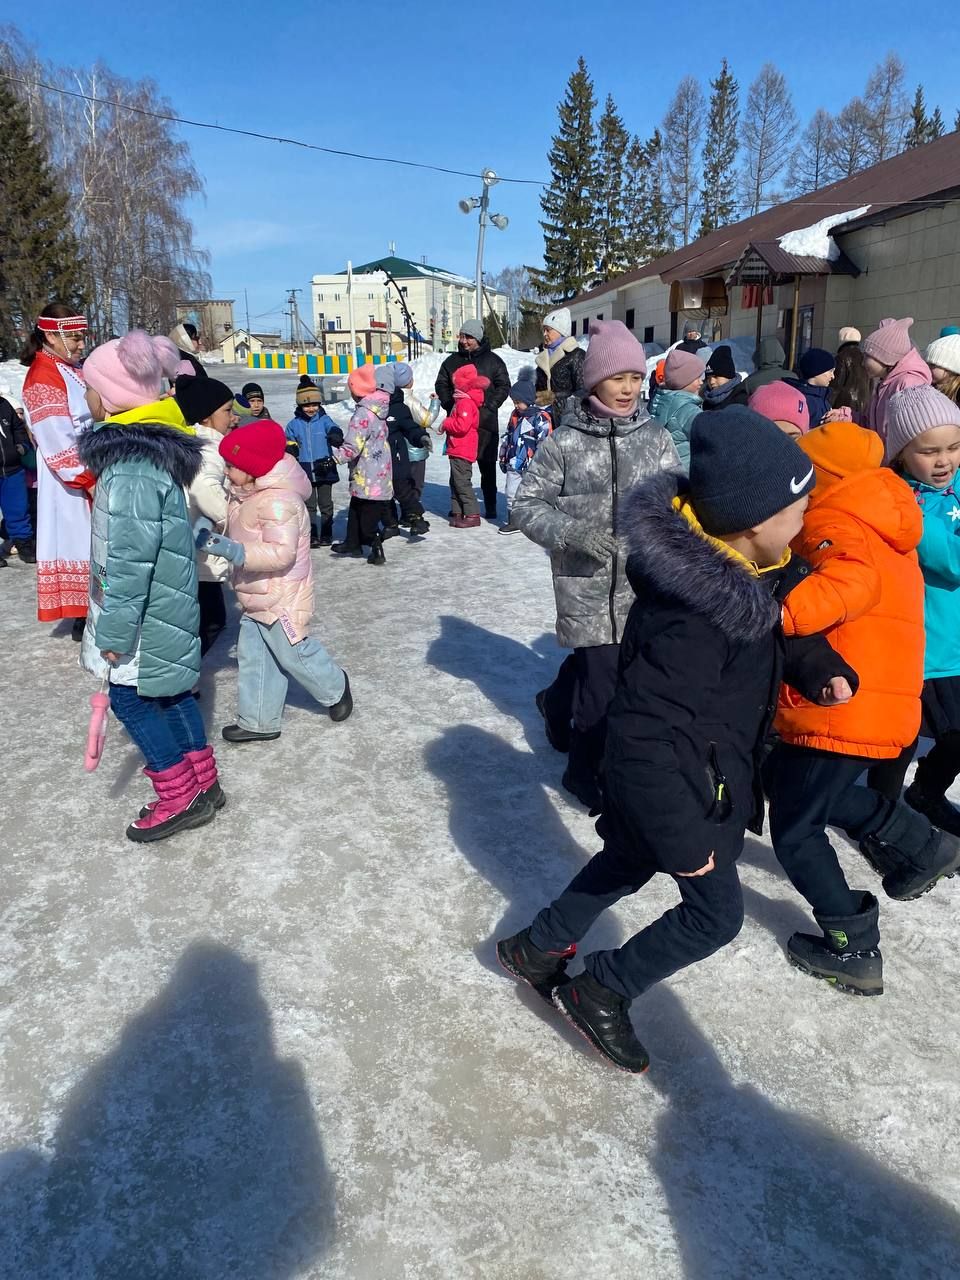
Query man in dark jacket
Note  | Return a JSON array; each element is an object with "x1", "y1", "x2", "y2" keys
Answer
[
  {"x1": 498, "y1": 407, "x2": 857, "y2": 1073},
  {"x1": 0, "y1": 393, "x2": 36, "y2": 563},
  {"x1": 701, "y1": 345, "x2": 749, "y2": 411},
  {"x1": 676, "y1": 320, "x2": 710, "y2": 355},
  {"x1": 435, "y1": 319, "x2": 510, "y2": 518}
]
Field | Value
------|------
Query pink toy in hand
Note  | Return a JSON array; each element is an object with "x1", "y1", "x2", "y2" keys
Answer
[{"x1": 84, "y1": 679, "x2": 110, "y2": 772}]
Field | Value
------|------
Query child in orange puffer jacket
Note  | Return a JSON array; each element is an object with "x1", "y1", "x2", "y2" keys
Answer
[
  {"x1": 764, "y1": 420, "x2": 960, "y2": 997},
  {"x1": 443, "y1": 364, "x2": 489, "y2": 528}
]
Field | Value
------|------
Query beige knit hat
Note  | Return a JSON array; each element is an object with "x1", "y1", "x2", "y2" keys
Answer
[{"x1": 838, "y1": 326, "x2": 861, "y2": 346}]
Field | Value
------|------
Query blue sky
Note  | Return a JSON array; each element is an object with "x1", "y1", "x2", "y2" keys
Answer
[{"x1": 11, "y1": 0, "x2": 960, "y2": 330}]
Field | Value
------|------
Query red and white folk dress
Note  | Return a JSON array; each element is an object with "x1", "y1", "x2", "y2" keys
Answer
[{"x1": 21, "y1": 350, "x2": 93, "y2": 621}]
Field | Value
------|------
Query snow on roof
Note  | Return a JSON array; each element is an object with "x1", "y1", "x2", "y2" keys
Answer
[{"x1": 777, "y1": 206, "x2": 871, "y2": 261}]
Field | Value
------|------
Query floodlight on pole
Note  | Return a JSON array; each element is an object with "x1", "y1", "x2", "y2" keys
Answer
[{"x1": 458, "y1": 167, "x2": 509, "y2": 328}]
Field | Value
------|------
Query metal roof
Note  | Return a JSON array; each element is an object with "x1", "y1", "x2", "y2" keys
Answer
[
  {"x1": 725, "y1": 240, "x2": 861, "y2": 285},
  {"x1": 571, "y1": 131, "x2": 960, "y2": 304}
]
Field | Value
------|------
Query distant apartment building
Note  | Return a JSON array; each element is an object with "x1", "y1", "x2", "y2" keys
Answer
[{"x1": 309, "y1": 255, "x2": 510, "y2": 355}]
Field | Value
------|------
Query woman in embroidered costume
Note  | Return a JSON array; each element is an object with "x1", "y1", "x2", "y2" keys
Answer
[{"x1": 20, "y1": 303, "x2": 93, "y2": 638}]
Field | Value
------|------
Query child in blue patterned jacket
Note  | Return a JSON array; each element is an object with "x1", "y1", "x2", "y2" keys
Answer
[{"x1": 498, "y1": 377, "x2": 552, "y2": 535}]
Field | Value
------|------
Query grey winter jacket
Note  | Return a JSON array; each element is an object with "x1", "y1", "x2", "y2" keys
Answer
[
  {"x1": 77, "y1": 415, "x2": 204, "y2": 697},
  {"x1": 513, "y1": 396, "x2": 681, "y2": 648}
]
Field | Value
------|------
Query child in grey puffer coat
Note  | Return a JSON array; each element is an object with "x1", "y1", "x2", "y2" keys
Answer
[{"x1": 513, "y1": 319, "x2": 680, "y2": 812}]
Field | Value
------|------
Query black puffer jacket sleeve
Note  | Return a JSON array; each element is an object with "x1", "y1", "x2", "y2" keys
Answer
[
  {"x1": 782, "y1": 633, "x2": 860, "y2": 703},
  {"x1": 435, "y1": 357, "x2": 456, "y2": 414}
]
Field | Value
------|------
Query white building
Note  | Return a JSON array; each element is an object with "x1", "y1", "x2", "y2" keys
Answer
[{"x1": 310, "y1": 255, "x2": 510, "y2": 355}]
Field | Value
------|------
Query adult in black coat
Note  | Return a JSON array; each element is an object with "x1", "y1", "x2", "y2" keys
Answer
[
  {"x1": 676, "y1": 320, "x2": 710, "y2": 356},
  {"x1": 435, "y1": 321, "x2": 510, "y2": 517},
  {"x1": 534, "y1": 307, "x2": 585, "y2": 415},
  {"x1": 169, "y1": 322, "x2": 207, "y2": 378}
]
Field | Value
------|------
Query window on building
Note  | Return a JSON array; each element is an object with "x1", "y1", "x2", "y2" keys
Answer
[
  {"x1": 583, "y1": 318, "x2": 590, "y2": 334},
  {"x1": 317, "y1": 293, "x2": 324, "y2": 301},
  {"x1": 335, "y1": 316, "x2": 342, "y2": 329},
  {"x1": 334, "y1": 292, "x2": 341, "y2": 301},
  {"x1": 369, "y1": 315, "x2": 376, "y2": 326},
  {"x1": 644, "y1": 325, "x2": 654, "y2": 343},
  {"x1": 625, "y1": 309, "x2": 635, "y2": 330},
  {"x1": 596, "y1": 313, "x2": 604, "y2": 321},
  {"x1": 571, "y1": 319, "x2": 577, "y2": 336},
  {"x1": 335, "y1": 342, "x2": 349, "y2": 356},
  {"x1": 368, "y1": 293, "x2": 374, "y2": 300}
]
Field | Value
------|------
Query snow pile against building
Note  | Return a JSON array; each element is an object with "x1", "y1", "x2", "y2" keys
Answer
[{"x1": 778, "y1": 207, "x2": 872, "y2": 261}]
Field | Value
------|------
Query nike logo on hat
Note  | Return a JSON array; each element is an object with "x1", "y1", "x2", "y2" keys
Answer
[{"x1": 790, "y1": 466, "x2": 814, "y2": 495}]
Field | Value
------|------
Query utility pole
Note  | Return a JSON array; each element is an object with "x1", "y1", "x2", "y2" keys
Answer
[
  {"x1": 244, "y1": 288, "x2": 251, "y2": 338},
  {"x1": 286, "y1": 288, "x2": 303, "y2": 350}
]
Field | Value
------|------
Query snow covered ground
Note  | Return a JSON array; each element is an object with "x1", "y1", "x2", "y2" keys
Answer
[{"x1": 2, "y1": 367, "x2": 960, "y2": 1278}]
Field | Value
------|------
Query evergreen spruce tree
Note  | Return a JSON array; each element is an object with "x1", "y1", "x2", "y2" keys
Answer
[
  {"x1": 528, "y1": 58, "x2": 600, "y2": 301},
  {"x1": 595, "y1": 94, "x2": 630, "y2": 279},
  {"x1": 0, "y1": 84, "x2": 86, "y2": 358},
  {"x1": 644, "y1": 129, "x2": 674, "y2": 256},
  {"x1": 905, "y1": 85, "x2": 929, "y2": 148},
  {"x1": 929, "y1": 105, "x2": 946, "y2": 140},
  {"x1": 621, "y1": 135, "x2": 653, "y2": 265},
  {"x1": 698, "y1": 60, "x2": 740, "y2": 236}
]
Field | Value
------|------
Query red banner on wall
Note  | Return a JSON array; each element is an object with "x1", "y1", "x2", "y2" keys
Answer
[{"x1": 741, "y1": 285, "x2": 774, "y2": 310}]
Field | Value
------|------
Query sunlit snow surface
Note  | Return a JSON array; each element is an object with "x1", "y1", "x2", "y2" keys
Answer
[{"x1": 1, "y1": 365, "x2": 959, "y2": 1278}]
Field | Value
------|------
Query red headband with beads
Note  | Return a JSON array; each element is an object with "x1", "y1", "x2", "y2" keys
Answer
[{"x1": 37, "y1": 315, "x2": 87, "y2": 334}]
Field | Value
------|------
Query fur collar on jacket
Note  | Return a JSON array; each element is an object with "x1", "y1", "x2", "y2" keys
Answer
[
  {"x1": 622, "y1": 472, "x2": 782, "y2": 644},
  {"x1": 78, "y1": 421, "x2": 204, "y2": 488},
  {"x1": 535, "y1": 335, "x2": 580, "y2": 372}
]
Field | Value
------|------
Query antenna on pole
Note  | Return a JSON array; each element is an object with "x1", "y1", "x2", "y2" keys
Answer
[{"x1": 286, "y1": 287, "x2": 303, "y2": 348}]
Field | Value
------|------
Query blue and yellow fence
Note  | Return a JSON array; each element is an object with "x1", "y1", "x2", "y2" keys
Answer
[{"x1": 247, "y1": 352, "x2": 397, "y2": 375}]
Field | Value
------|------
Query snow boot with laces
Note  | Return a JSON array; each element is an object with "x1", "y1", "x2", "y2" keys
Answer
[
  {"x1": 553, "y1": 970, "x2": 650, "y2": 1073},
  {"x1": 127, "y1": 759, "x2": 215, "y2": 843},
  {"x1": 496, "y1": 927, "x2": 576, "y2": 1001},
  {"x1": 139, "y1": 746, "x2": 225, "y2": 819},
  {"x1": 787, "y1": 892, "x2": 883, "y2": 996}
]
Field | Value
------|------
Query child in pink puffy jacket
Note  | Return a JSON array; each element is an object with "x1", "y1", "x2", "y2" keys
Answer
[
  {"x1": 199, "y1": 419, "x2": 353, "y2": 742},
  {"x1": 443, "y1": 364, "x2": 489, "y2": 528}
]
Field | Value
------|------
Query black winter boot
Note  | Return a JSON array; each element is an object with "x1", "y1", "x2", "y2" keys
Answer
[
  {"x1": 319, "y1": 517, "x2": 334, "y2": 546},
  {"x1": 859, "y1": 802, "x2": 960, "y2": 901},
  {"x1": 553, "y1": 970, "x2": 650, "y2": 1073},
  {"x1": 329, "y1": 672, "x2": 353, "y2": 723},
  {"x1": 496, "y1": 927, "x2": 576, "y2": 1000},
  {"x1": 380, "y1": 525, "x2": 402, "y2": 540},
  {"x1": 904, "y1": 780, "x2": 960, "y2": 839},
  {"x1": 366, "y1": 534, "x2": 386, "y2": 566},
  {"x1": 310, "y1": 525, "x2": 322, "y2": 549},
  {"x1": 13, "y1": 537, "x2": 36, "y2": 564},
  {"x1": 331, "y1": 542, "x2": 362, "y2": 557},
  {"x1": 408, "y1": 516, "x2": 430, "y2": 537},
  {"x1": 787, "y1": 893, "x2": 883, "y2": 996},
  {"x1": 536, "y1": 689, "x2": 572, "y2": 754}
]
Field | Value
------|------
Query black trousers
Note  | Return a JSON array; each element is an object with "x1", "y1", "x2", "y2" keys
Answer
[
  {"x1": 765, "y1": 742, "x2": 932, "y2": 917},
  {"x1": 476, "y1": 429, "x2": 499, "y2": 515},
  {"x1": 386, "y1": 465, "x2": 423, "y2": 524},
  {"x1": 541, "y1": 653, "x2": 577, "y2": 741},
  {"x1": 304, "y1": 480, "x2": 334, "y2": 525},
  {"x1": 567, "y1": 644, "x2": 621, "y2": 786},
  {"x1": 528, "y1": 841, "x2": 744, "y2": 1001},
  {"x1": 344, "y1": 496, "x2": 390, "y2": 548},
  {"x1": 198, "y1": 580, "x2": 226, "y2": 657}
]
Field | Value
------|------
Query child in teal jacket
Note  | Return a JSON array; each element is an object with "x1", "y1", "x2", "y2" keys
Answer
[{"x1": 882, "y1": 385, "x2": 960, "y2": 831}]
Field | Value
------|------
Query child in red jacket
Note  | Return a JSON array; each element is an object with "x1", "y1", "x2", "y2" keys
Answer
[{"x1": 442, "y1": 364, "x2": 489, "y2": 528}]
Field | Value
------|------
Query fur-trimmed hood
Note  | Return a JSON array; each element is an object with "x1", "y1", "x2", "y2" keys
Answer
[
  {"x1": 78, "y1": 420, "x2": 204, "y2": 488},
  {"x1": 622, "y1": 471, "x2": 782, "y2": 643}
]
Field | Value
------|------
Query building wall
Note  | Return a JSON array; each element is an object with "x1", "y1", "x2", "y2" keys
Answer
[
  {"x1": 826, "y1": 204, "x2": 960, "y2": 351},
  {"x1": 177, "y1": 300, "x2": 235, "y2": 349}
]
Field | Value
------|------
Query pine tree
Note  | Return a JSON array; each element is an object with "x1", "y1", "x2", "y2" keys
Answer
[
  {"x1": 789, "y1": 108, "x2": 836, "y2": 195},
  {"x1": 528, "y1": 58, "x2": 600, "y2": 302},
  {"x1": 662, "y1": 75, "x2": 705, "y2": 246},
  {"x1": 642, "y1": 130, "x2": 674, "y2": 256},
  {"x1": 905, "y1": 85, "x2": 929, "y2": 148},
  {"x1": 0, "y1": 83, "x2": 86, "y2": 359},
  {"x1": 621, "y1": 135, "x2": 652, "y2": 264},
  {"x1": 864, "y1": 53, "x2": 908, "y2": 163},
  {"x1": 698, "y1": 59, "x2": 740, "y2": 236},
  {"x1": 929, "y1": 105, "x2": 946, "y2": 140},
  {"x1": 740, "y1": 63, "x2": 797, "y2": 215},
  {"x1": 595, "y1": 94, "x2": 630, "y2": 279}
]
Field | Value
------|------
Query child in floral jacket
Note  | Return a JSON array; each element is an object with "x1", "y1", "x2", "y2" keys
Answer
[{"x1": 498, "y1": 376, "x2": 552, "y2": 534}]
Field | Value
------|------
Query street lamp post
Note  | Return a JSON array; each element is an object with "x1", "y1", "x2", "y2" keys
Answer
[{"x1": 459, "y1": 168, "x2": 508, "y2": 329}]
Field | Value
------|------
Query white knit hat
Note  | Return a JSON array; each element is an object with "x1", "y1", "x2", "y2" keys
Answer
[
  {"x1": 543, "y1": 307, "x2": 572, "y2": 338},
  {"x1": 838, "y1": 326, "x2": 861, "y2": 346},
  {"x1": 925, "y1": 335, "x2": 960, "y2": 377}
]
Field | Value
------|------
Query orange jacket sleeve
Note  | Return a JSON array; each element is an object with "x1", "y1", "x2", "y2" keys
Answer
[{"x1": 783, "y1": 520, "x2": 882, "y2": 637}]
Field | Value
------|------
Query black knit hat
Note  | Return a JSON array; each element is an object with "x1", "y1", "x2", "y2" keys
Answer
[
  {"x1": 174, "y1": 375, "x2": 234, "y2": 426},
  {"x1": 688, "y1": 406, "x2": 816, "y2": 535},
  {"x1": 796, "y1": 347, "x2": 835, "y2": 381},
  {"x1": 241, "y1": 381, "x2": 264, "y2": 399},
  {"x1": 706, "y1": 344, "x2": 736, "y2": 379}
]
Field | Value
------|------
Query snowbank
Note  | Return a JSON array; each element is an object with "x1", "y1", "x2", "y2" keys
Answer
[
  {"x1": 778, "y1": 207, "x2": 871, "y2": 261},
  {"x1": 0, "y1": 358, "x2": 27, "y2": 407}
]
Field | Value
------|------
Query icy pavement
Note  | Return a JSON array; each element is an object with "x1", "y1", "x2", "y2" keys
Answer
[{"x1": 2, "y1": 374, "x2": 960, "y2": 1277}]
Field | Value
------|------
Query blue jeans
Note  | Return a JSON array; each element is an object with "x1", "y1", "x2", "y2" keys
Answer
[
  {"x1": 109, "y1": 683, "x2": 207, "y2": 772},
  {"x1": 236, "y1": 616, "x2": 345, "y2": 733},
  {"x1": 0, "y1": 470, "x2": 33, "y2": 540}
]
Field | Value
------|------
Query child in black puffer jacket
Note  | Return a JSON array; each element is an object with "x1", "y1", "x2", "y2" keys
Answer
[{"x1": 378, "y1": 363, "x2": 432, "y2": 539}]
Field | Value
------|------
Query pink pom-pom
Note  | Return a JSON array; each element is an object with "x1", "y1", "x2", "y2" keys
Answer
[
  {"x1": 153, "y1": 336, "x2": 181, "y2": 380},
  {"x1": 116, "y1": 329, "x2": 163, "y2": 381}
]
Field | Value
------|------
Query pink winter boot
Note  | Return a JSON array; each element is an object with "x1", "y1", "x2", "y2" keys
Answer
[
  {"x1": 138, "y1": 746, "x2": 225, "y2": 819},
  {"x1": 127, "y1": 759, "x2": 215, "y2": 843}
]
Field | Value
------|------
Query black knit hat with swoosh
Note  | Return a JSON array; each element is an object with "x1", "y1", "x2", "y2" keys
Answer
[{"x1": 688, "y1": 405, "x2": 816, "y2": 535}]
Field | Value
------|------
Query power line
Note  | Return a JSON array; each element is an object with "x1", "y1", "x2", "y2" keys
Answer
[{"x1": 0, "y1": 71, "x2": 546, "y2": 187}]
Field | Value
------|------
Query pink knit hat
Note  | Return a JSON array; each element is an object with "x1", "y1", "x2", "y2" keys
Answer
[
  {"x1": 581, "y1": 320, "x2": 646, "y2": 391},
  {"x1": 861, "y1": 317, "x2": 915, "y2": 368},
  {"x1": 884, "y1": 385, "x2": 960, "y2": 462},
  {"x1": 663, "y1": 347, "x2": 706, "y2": 391},
  {"x1": 83, "y1": 331, "x2": 180, "y2": 415},
  {"x1": 749, "y1": 381, "x2": 811, "y2": 435},
  {"x1": 348, "y1": 364, "x2": 377, "y2": 399}
]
